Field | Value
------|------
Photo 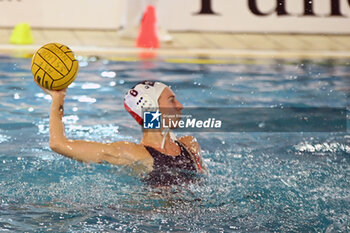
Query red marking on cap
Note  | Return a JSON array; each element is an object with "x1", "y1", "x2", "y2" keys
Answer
[{"x1": 124, "y1": 102, "x2": 143, "y2": 125}]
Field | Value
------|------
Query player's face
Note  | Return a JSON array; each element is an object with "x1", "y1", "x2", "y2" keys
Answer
[{"x1": 158, "y1": 87, "x2": 183, "y2": 128}]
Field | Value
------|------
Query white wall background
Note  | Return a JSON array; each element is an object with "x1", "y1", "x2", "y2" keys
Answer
[
  {"x1": 0, "y1": 0, "x2": 349, "y2": 33},
  {"x1": 0, "y1": 0, "x2": 123, "y2": 29}
]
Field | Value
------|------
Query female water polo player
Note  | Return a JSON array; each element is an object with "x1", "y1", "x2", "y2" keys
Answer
[{"x1": 35, "y1": 79, "x2": 206, "y2": 185}]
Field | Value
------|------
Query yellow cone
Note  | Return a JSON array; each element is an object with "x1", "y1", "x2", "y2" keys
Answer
[{"x1": 10, "y1": 23, "x2": 34, "y2": 45}]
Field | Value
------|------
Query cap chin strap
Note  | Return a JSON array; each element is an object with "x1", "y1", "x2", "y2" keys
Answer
[{"x1": 160, "y1": 129, "x2": 177, "y2": 149}]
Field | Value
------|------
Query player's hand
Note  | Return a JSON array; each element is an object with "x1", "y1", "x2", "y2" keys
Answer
[{"x1": 33, "y1": 76, "x2": 67, "y2": 99}]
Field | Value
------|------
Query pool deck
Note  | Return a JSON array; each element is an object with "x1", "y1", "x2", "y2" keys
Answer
[{"x1": 0, "y1": 27, "x2": 350, "y2": 60}]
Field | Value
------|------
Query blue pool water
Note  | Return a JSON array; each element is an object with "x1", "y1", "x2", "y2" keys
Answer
[{"x1": 0, "y1": 55, "x2": 349, "y2": 232}]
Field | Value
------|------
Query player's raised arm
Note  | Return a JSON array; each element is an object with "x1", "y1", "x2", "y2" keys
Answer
[
  {"x1": 43, "y1": 88, "x2": 146, "y2": 165},
  {"x1": 48, "y1": 89, "x2": 104, "y2": 163},
  {"x1": 31, "y1": 43, "x2": 148, "y2": 165}
]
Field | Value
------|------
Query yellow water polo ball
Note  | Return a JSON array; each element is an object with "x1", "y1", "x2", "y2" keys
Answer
[{"x1": 31, "y1": 43, "x2": 79, "y2": 90}]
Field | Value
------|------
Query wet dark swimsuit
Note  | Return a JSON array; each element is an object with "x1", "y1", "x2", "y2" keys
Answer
[{"x1": 143, "y1": 141, "x2": 198, "y2": 186}]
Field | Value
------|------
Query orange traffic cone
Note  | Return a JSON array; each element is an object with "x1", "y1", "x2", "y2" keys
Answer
[{"x1": 136, "y1": 5, "x2": 159, "y2": 49}]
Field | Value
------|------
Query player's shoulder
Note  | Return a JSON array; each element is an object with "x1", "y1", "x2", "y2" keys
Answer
[
  {"x1": 178, "y1": 135, "x2": 198, "y2": 144},
  {"x1": 109, "y1": 141, "x2": 151, "y2": 160},
  {"x1": 178, "y1": 135, "x2": 200, "y2": 151}
]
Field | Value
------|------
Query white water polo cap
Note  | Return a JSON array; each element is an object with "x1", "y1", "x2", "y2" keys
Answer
[{"x1": 124, "y1": 81, "x2": 168, "y2": 125}]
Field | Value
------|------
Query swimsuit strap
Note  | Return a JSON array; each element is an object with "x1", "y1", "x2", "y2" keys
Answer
[
  {"x1": 144, "y1": 141, "x2": 198, "y2": 172},
  {"x1": 175, "y1": 140, "x2": 202, "y2": 172},
  {"x1": 142, "y1": 141, "x2": 201, "y2": 186}
]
